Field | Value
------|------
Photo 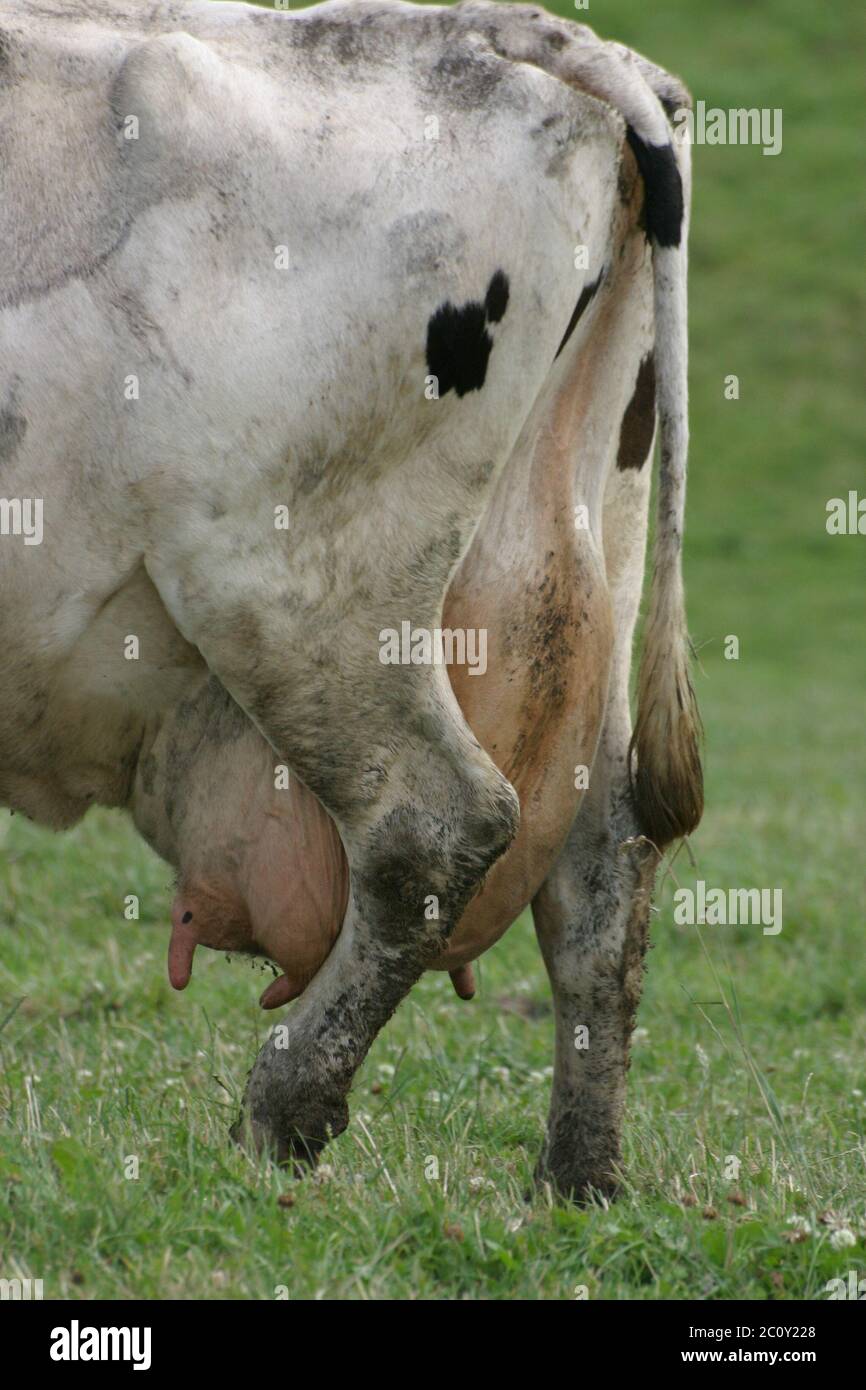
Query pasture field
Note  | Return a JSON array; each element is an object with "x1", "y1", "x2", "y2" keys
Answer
[{"x1": 1, "y1": 0, "x2": 864, "y2": 1300}]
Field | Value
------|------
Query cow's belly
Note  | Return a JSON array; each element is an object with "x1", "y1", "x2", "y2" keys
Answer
[{"x1": 0, "y1": 563, "x2": 206, "y2": 828}]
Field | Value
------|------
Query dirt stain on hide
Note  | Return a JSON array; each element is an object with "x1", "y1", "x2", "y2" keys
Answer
[
  {"x1": 502, "y1": 566, "x2": 575, "y2": 783},
  {"x1": 0, "y1": 408, "x2": 27, "y2": 465},
  {"x1": 425, "y1": 45, "x2": 506, "y2": 110}
]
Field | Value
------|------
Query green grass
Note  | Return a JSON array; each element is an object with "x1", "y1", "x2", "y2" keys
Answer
[{"x1": 1, "y1": 0, "x2": 864, "y2": 1299}]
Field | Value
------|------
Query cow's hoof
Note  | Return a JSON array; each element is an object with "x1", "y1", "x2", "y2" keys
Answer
[
  {"x1": 231, "y1": 1015, "x2": 352, "y2": 1168},
  {"x1": 231, "y1": 1094, "x2": 349, "y2": 1171}
]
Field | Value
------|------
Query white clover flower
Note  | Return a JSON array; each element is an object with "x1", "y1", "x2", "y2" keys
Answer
[
  {"x1": 829, "y1": 1228, "x2": 857, "y2": 1250},
  {"x1": 787, "y1": 1215, "x2": 812, "y2": 1235},
  {"x1": 377, "y1": 1063, "x2": 396, "y2": 1078}
]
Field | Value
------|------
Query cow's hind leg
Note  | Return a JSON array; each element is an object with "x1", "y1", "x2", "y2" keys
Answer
[
  {"x1": 532, "y1": 462, "x2": 661, "y2": 1203},
  {"x1": 532, "y1": 770, "x2": 657, "y2": 1202}
]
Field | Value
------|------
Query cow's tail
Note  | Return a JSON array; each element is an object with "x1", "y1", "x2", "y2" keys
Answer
[
  {"x1": 504, "y1": 19, "x2": 703, "y2": 846},
  {"x1": 612, "y1": 54, "x2": 704, "y2": 849}
]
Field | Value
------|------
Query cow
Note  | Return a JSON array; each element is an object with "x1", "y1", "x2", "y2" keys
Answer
[{"x1": 0, "y1": 0, "x2": 702, "y2": 1201}]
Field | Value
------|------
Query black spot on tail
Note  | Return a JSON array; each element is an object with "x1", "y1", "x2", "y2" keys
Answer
[
  {"x1": 554, "y1": 270, "x2": 603, "y2": 360},
  {"x1": 426, "y1": 270, "x2": 510, "y2": 399},
  {"x1": 617, "y1": 353, "x2": 656, "y2": 471},
  {"x1": 625, "y1": 128, "x2": 683, "y2": 248}
]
